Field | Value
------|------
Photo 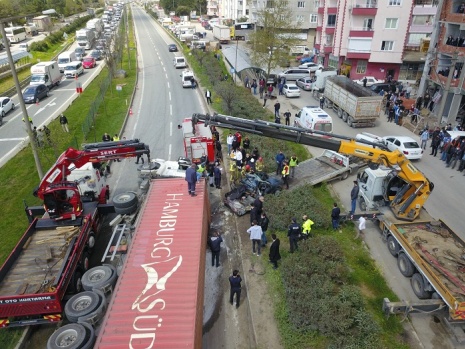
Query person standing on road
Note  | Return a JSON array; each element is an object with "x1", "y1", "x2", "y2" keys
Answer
[
  {"x1": 185, "y1": 164, "x2": 197, "y2": 197},
  {"x1": 205, "y1": 89, "x2": 212, "y2": 104},
  {"x1": 59, "y1": 114, "x2": 69, "y2": 132},
  {"x1": 247, "y1": 220, "x2": 263, "y2": 256},
  {"x1": 214, "y1": 163, "x2": 222, "y2": 189},
  {"x1": 289, "y1": 155, "x2": 298, "y2": 178},
  {"x1": 356, "y1": 216, "x2": 366, "y2": 239},
  {"x1": 420, "y1": 129, "x2": 429, "y2": 150},
  {"x1": 331, "y1": 203, "x2": 341, "y2": 230},
  {"x1": 281, "y1": 161, "x2": 290, "y2": 189},
  {"x1": 269, "y1": 234, "x2": 281, "y2": 269},
  {"x1": 362, "y1": 77, "x2": 368, "y2": 88},
  {"x1": 274, "y1": 101, "x2": 281, "y2": 118},
  {"x1": 319, "y1": 96, "x2": 325, "y2": 109},
  {"x1": 430, "y1": 127, "x2": 441, "y2": 157},
  {"x1": 267, "y1": 84, "x2": 273, "y2": 97},
  {"x1": 229, "y1": 270, "x2": 242, "y2": 308},
  {"x1": 209, "y1": 232, "x2": 223, "y2": 267},
  {"x1": 262, "y1": 93, "x2": 269, "y2": 108},
  {"x1": 227, "y1": 133, "x2": 234, "y2": 154},
  {"x1": 284, "y1": 111, "x2": 291, "y2": 126},
  {"x1": 288, "y1": 217, "x2": 301, "y2": 253},
  {"x1": 350, "y1": 181, "x2": 359, "y2": 215}
]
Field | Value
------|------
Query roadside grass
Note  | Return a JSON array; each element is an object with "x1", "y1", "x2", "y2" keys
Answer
[{"x1": 0, "y1": 12, "x2": 136, "y2": 349}]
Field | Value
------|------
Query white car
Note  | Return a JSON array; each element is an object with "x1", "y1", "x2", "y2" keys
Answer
[
  {"x1": 354, "y1": 76, "x2": 385, "y2": 87},
  {"x1": 298, "y1": 63, "x2": 323, "y2": 72},
  {"x1": 0, "y1": 97, "x2": 15, "y2": 119},
  {"x1": 296, "y1": 77, "x2": 313, "y2": 91},
  {"x1": 382, "y1": 136, "x2": 423, "y2": 160},
  {"x1": 283, "y1": 84, "x2": 301, "y2": 98}
]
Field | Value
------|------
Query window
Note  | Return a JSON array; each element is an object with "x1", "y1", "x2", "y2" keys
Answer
[
  {"x1": 389, "y1": 0, "x2": 401, "y2": 5},
  {"x1": 408, "y1": 33, "x2": 429, "y2": 45},
  {"x1": 298, "y1": 1, "x2": 305, "y2": 8},
  {"x1": 314, "y1": 0, "x2": 320, "y2": 7},
  {"x1": 385, "y1": 18, "x2": 398, "y2": 29},
  {"x1": 381, "y1": 40, "x2": 394, "y2": 51},
  {"x1": 296, "y1": 15, "x2": 304, "y2": 21},
  {"x1": 328, "y1": 55, "x2": 338, "y2": 68},
  {"x1": 363, "y1": 18, "x2": 373, "y2": 30},
  {"x1": 310, "y1": 14, "x2": 318, "y2": 23},
  {"x1": 326, "y1": 34, "x2": 334, "y2": 45},
  {"x1": 356, "y1": 60, "x2": 367, "y2": 74},
  {"x1": 327, "y1": 14, "x2": 336, "y2": 27},
  {"x1": 412, "y1": 15, "x2": 434, "y2": 25}
]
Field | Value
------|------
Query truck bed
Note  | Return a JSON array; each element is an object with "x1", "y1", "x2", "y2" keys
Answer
[{"x1": 0, "y1": 225, "x2": 76, "y2": 296}]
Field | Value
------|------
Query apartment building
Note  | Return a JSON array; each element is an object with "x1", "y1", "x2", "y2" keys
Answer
[
  {"x1": 315, "y1": 0, "x2": 415, "y2": 80},
  {"x1": 207, "y1": 0, "x2": 219, "y2": 16},
  {"x1": 421, "y1": 0, "x2": 465, "y2": 122}
]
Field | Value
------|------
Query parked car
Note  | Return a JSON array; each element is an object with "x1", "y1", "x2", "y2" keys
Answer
[
  {"x1": 296, "y1": 77, "x2": 313, "y2": 91},
  {"x1": 0, "y1": 97, "x2": 15, "y2": 117},
  {"x1": 82, "y1": 57, "x2": 96, "y2": 69},
  {"x1": 75, "y1": 47, "x2": 85, "y2": 60},
  {"x1": 298, "y1": 62, "x2": 323, "y2": 72},
  {"x1": 278, "y1": 69, "x2": 311, "y2": 81},
  {"x1": 89, "y1": 50, "x2": 103, "y2": 61},
  {"x1": 354, "y1": 76, "x2": 385, "y2": 87},
  {"x1": 283, "y1": 84, "x2": 301, "y2": 98},
  {"x1": 168, "y1": 43, "x2": 178, "y2": 52},
  {"x1": 370, "y1": 83, "x2": 397, "y2": 94},
  {"x1": 22, "y1": 84, "x2": 49, "y2": 104},
  {"x1": 382, "y1": 136, "x2": 423, "y2": 160},
  {"x1": 299, "y1": 56, "x2": 314, "y2": 64}
]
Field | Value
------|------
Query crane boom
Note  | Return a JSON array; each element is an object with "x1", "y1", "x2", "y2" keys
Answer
[{"x1": 191, "y1": 113, "x2": 433, "y2": 221}]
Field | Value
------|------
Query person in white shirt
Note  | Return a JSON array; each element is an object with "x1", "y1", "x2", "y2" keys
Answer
[
  {"x1": 247, "y1": 220, "x2": 263, "y2": 256},
  {"x1": 227, "y1": 133, "x2": 234, "y2": 155},
  {"x1": 356, "y1": 216, "x2": 366, "y2": 239},
  {"x1": 235, "y1": 149, "x2": 243, "y2": 168}
]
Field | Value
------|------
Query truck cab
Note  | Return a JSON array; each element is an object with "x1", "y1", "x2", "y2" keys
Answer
[
  {"x1": 294, "y1": 106, "x2": 333, "y2": 133},
  {"x1": 357, "y1": 167, "x2": 402, "y2": 211}
]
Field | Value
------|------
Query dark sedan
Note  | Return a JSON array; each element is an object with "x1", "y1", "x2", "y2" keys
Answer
[
  {"x1": 168, "y1": 44, "x2": 178, "y2": 52},
  {"x1": 23, "y1": 84, "x2": 49, "y2": 104}
]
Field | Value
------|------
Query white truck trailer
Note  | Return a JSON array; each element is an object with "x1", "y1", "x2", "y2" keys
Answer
[
  {"x1": 30, "y1": 61, "x2": 63, "y2": 88},
  {"x1": 213, "y1": 25, "x2": 230, "y2": 44},
  {"x1": 324, "y1": 75, "x2": 383, "y2": 128},
  {"x1": 76, "y1": 29, "x2": 95, "y2": 50},
  {"x1": 86, "y1": 18, "x2": 103, "y2": 38}
]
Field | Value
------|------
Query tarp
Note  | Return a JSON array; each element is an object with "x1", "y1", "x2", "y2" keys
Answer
[{"x1": 0, "y1": 51, "x2": 32, "y2": 66}]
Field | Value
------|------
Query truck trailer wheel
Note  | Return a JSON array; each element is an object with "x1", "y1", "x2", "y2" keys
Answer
[
  {"x1": 341, "y1": 171, "x2": 349, "y2": 180},
  {"x1": 66, "y1": 270, "x2": 83, "y2": 295},
  {"x1": 347, "y1": 118, "x2": 354, "y2": 127},
  {"x1": 342, "y1": 112, "x2": 348, "y2": 122},
  {"x1": 386, "y1": 236, "x2": 400, "y2": 257},
  {"x1": 82, "y1": 265, "x2": 117, "y2": 292},
  {"x1": 65, "y1": 291, "x2": 101, "y2": 323},
  {"x1": 115, "y1": 201, "x2": 138, "y2": 215},
  {"x1": 337, "y1": 109, "x2": 343, "y2": 118},
  {"x1": 397, "y1": 252, "x2": 415, "y2": 277},
  {"x1": 112, "y1": 192, "x2": 138, "y2": 208},
  {"x1": 411, "y1": 273, "x2": 432, "y2": 299},
  {"x1": 47, "y1": 323, "x2": 87, "y2": 349}
]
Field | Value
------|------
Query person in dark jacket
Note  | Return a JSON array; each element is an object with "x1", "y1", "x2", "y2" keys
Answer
[
  {"x1": 209, "y1": 232, "x2": 223, "y2": 267},
  {"x1": 275, "y1": 150, "x2": 285, "y2": 175},
  {"x1": 287, "y1": 217, "x2": 301, "y2": 253},
  {"x1": 269, "y1": 234, "x2": 281, "y2": 269},
  {"x1": 229, "y1": 270, "x2": 242, "y2": 308},
  {"x1": 214, "y1": 163, "x2": 222, "y2": 189},
  {"x1": 331, "y1": 203, "x2": 341, "y2": 230},
  {"x1": 185, "y1": 164, "x2": 197, "y2": 196},
  {"x1": 250, "y1": 196, "x2": 264, "y2": 224},
  {"x1": 259, "y1": 212, "x2": 269, "y2": 247},
  {"x1": 350, "y1": 181, "x2": 359, "y2": 215}
]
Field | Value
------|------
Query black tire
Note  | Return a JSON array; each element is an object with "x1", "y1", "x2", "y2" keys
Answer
[
  {"x1": 67, "y1": 269, "x2": 83, "y2": 295},
  {"x1": 397, "y1": 253, "x2": 415, "y2": 277},
  {"x1": 347, "y1": 118, "x2": 353, "y2": 127},
  {"x1": 65, "y1": 291, "x2": 101, "y2": 323},
  {"x1": 431, "y1": 292, "x2": 441, "y2": 300},
  {"x1": 47, "y1": 323, "x2": 87, "y2": 349},
  {"x1": 387, "y1": 235, "x2": 400, "y2": 257},
  {"x1": 341, "y1": 171, "x2": 349, "y2": 180},
  {"x1": 411, "y1": 273, "x2": 431, "y2": 299},
  {"x1": 0, "y1": 116, "x2": 2, "y2": 126},
  {"x1": 80, "y1": 250, "x2": 90, "y2": 271},
  {"x1": 342, "y1": 112, "x2": 348, "y2": 122},
  {"x1": 46, "y1": 90, "x2": 50, "y2": 97},
  {"x1": 359, "y1": 197, "x2": 367, "y2": 211},
  {"x1": 82, "y1": 265, "x2": 117, "y2": 291},
  {"x1": 114, "y1": 201, "x2": 138, "y2": 215},
  {"x1": 112, "y1": 192, "x2": 138, "y2": 208},
  {"x1": 337, "y1": 109, "x2": 343, "y2": 118},
  {"x1": 79, "y1": 323, "x2": 95, "y2": 349},
  {"x1": 11, "y1": 103, "x2": 15, "y2": 110},
  {"x1": 35, "y1": 98, "x2": 39, "y2": 104},
  {"x1": 1, "y1": 111, "x2": 4, "y2": 118}
]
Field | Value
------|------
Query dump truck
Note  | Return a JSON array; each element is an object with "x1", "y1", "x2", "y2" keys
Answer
[
  {"x1": 0, "y1": 140, "x2": 150, "y2": 328},
  {"x1": 324, "y1": 75, "x2": 383, "y2": 128},
  {"x1": 189, "y1": 112, "x2": 465, "y2": 337}
]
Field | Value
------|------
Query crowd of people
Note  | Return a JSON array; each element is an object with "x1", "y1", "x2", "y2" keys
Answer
[{"x1": 425, "y1": 125, "x2": 465, "y2": 171}]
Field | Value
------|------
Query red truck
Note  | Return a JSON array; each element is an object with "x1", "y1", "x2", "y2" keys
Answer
[
  {"x1": 46, "y1": 178, "x2": 210, "y2": 349},
  {"x1": 0, "y1": 139, "x2": 150, "y2": 328},
  {"x1": 181, "y1": 117, "x2": 215, "y2": 163}
]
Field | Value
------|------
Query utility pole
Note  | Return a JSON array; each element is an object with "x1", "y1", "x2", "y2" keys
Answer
[
  {"x1": 0, "y1": 21, "x2": 43, "y2": 179},
  {"x1": 436, "y1": 52, "x2": 458, "y2": 124}
]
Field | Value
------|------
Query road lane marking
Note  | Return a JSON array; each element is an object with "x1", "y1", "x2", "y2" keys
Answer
[
  {"x1": 167, "y1": 82, "x2": 170, "y2": 89},
  {"x1": 170, "y1": 105, "x2": 172, "y2": 116},
  {"x1": 170, "y1": 122, "x2": 172, "y2": 136},
  {"x1": 169, "y1": 92, "x2": 171, "y2": 101},
  {"x1": 168, "y1": 143, "x2": 172, "y2": 161},
  {"x1": 0, "y1": 138, "x2": 25, "y2": 142}
]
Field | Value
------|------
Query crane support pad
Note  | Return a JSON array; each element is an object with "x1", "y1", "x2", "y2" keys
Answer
[{"x1": 382, "y1": 297, "x2": 446, "y2": 315}]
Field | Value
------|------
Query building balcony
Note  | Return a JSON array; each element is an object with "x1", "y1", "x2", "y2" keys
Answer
[
  {"x1": 325, "y1": 27, "x2": 335, "y2": 34},
  {"x1": 314, "y1": 43, "x2": 321, "y2": 50},
  {"x1": 349, "y1": 29, "x2": 374, "y2": 37},
  {"x1": 442, "y1": 13, "x2": 465, "y2": 23},
  {"x1": 412, "y1": 5, "x2": 437, "y2": 15},
  {"x1": 323, "y1": 46, "x2": 333, "y2": 53},
  {"x1": 351, "y1": 0, "x2": 377, "y2": 15},
  {"x1": 429, "y1": 70, "x2": 465, "y2": 90},
  {"x1": 347, "y1": 51, "x2": 371, "y2": 59},
  {"x1": 438, "y1": 43, "x2": 465, "y2": 55},
  {"x1": 316, "y1": 26, "x2": 322, "y2": 32},
  {"x1": 328, "y1": 7, "x2": 337, "y2": 14},
  {"x1": 318, "y1": 7, "x2": 324, "y2": 14},
  {"x1": 414, "y1": 0, "x2": 438, "y2": 5},
  {"x1": 410, "y1": 24, "x2": 434, "y2": 34}
]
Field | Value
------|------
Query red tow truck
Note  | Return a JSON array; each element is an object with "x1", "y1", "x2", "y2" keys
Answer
[
  {"x1": 0, "y1": 139, "x2": 150, "y2": 328},
  {"x1": 181, "y1": 117, "x2": 215, "y2": 163}
]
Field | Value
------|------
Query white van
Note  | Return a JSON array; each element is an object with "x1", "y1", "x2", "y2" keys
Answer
[
  {"x1": 64, "y1": 61, "x2": 84, "y2": 78},
  {"x1": 181, "y1": 70, "x2": 194, "y2": 88},
  {"x1": 173, "y1": 56, "x2": 187, "y2": 69},
  {"x1": 57, "y1": 51, "x2": 78, "y2": 72},
  {"x1": 294, "y1": 106, "x2": 333, "y2": 133}
]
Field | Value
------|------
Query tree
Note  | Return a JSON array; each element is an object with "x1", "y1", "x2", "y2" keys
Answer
[
  {"x1": 249, "y1": 0, "x2": 302, "y2": 80},
  {"x1": 215, "y1": 81, "x2": 238, "y2": 114}
]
